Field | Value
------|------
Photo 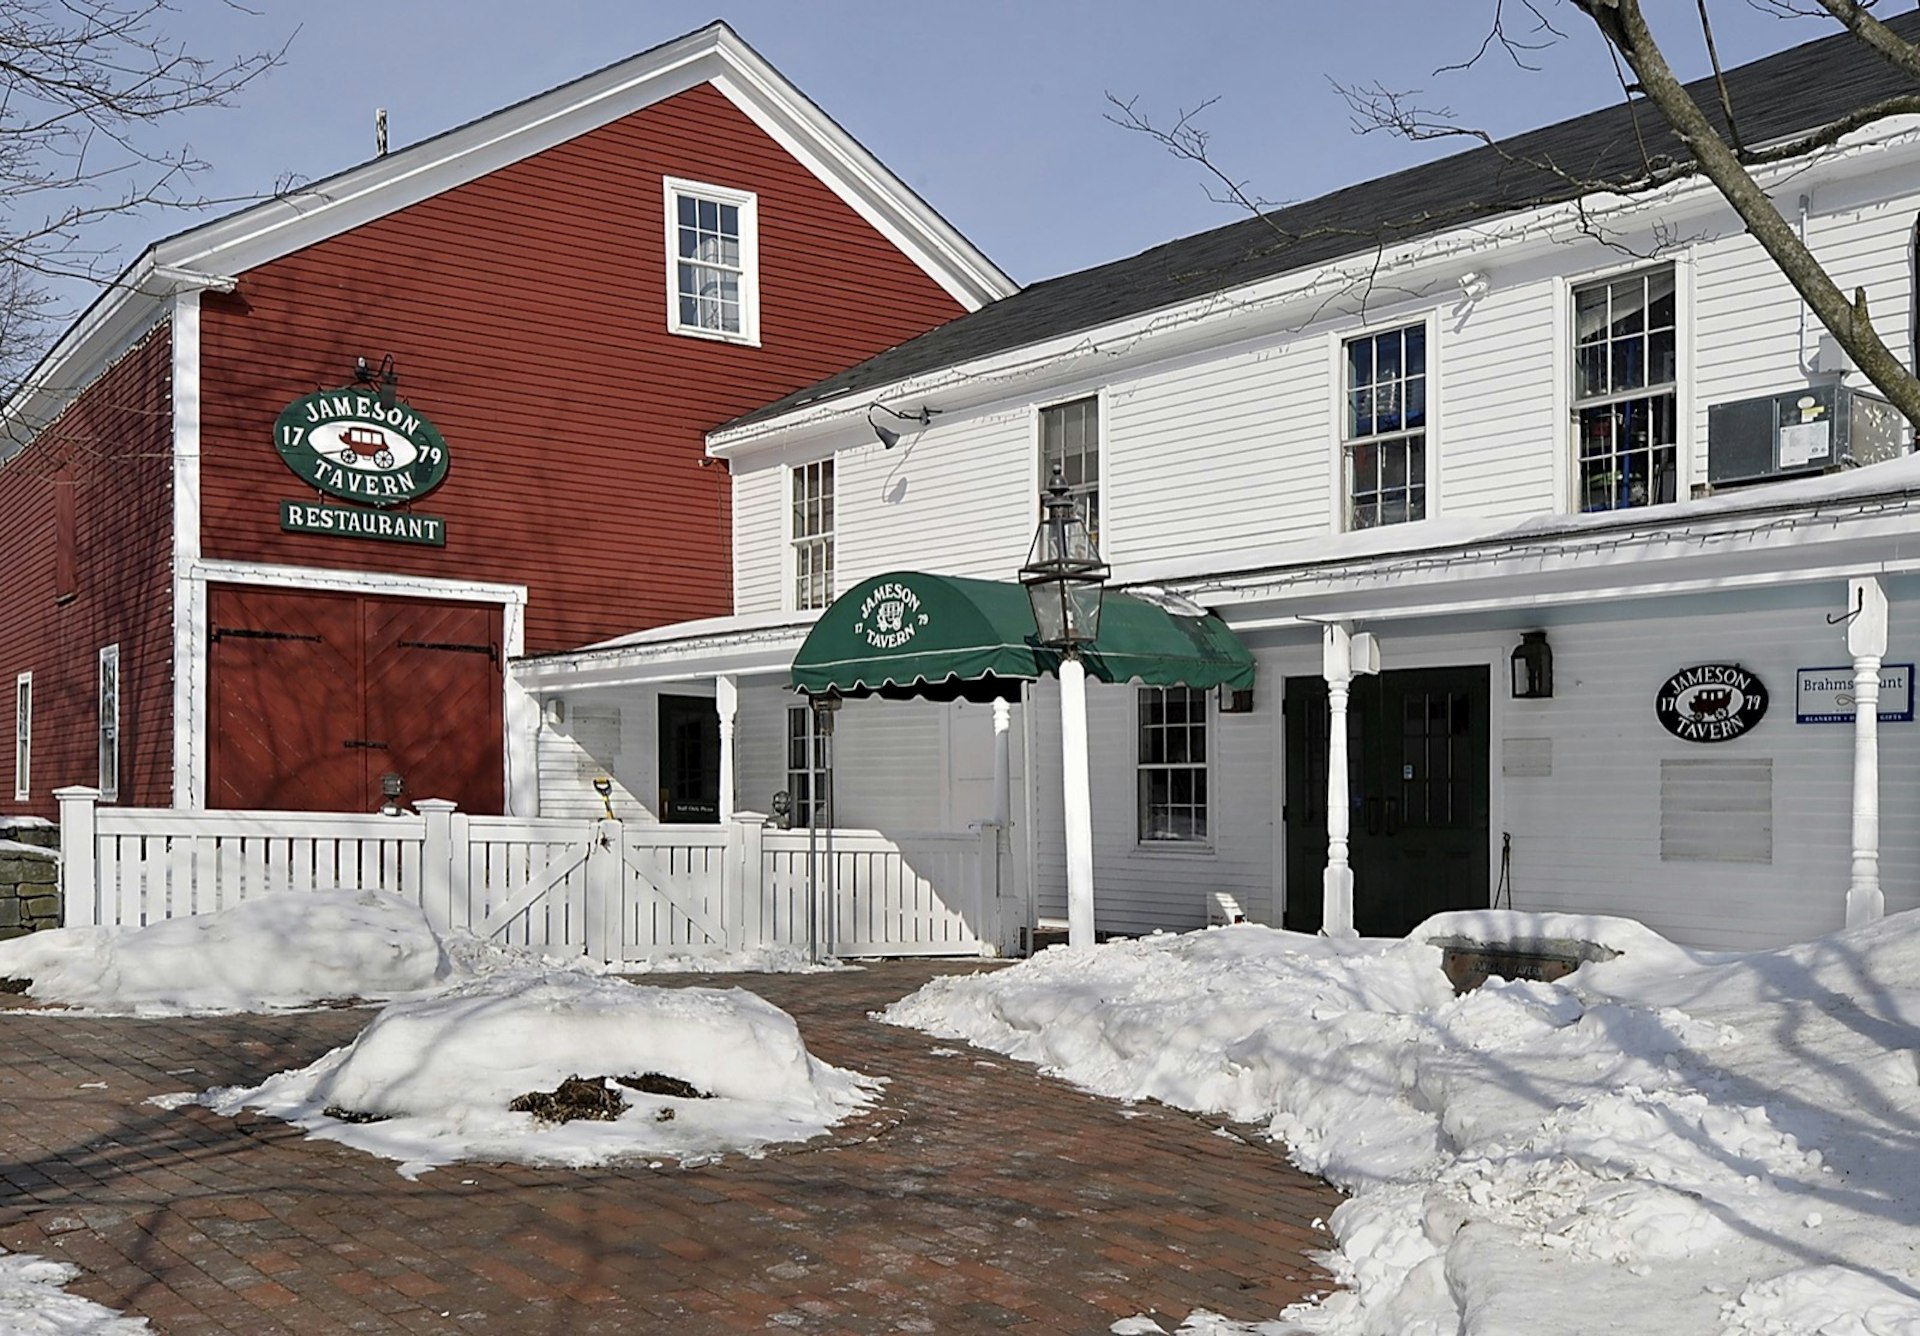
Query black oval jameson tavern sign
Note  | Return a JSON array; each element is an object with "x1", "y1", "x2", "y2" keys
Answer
[
  {"x1": 1655, "y1": 664, "x2": 1769, "y2": 743},
  {"x1": 273, "y1": 390, "x2": 450, "y2": 508}
]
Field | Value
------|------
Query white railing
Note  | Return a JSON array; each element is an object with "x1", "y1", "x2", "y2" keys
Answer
[{"x1": 54, "y1": 788, "x2": 1008, "y2": 961}]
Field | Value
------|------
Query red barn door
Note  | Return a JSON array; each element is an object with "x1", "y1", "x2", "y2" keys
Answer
[{"x1": 208, "y1": 586, "x2": 503, "y2": 813}]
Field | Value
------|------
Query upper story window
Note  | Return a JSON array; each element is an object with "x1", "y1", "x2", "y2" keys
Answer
[
  {"x1": 665, "y1": 177, "x2": 759, "y2": 344},
  {"x1": 1344, "y1": 323, "x2": 1428, "y2": 529},
  {"x1": 13, "y1": 672, "x2": 30, "y2": 802},
  {"x1": 791, "y1": 459, "x2": 834, "y2": 611},
  {"x1": 98, "y1": 644, "x2": 120, "y2": 803},
  {"x1": 1138, "y1": 685, "x2": 1209, "y2": 843},
  {"x1": 1040, "y1": 397, "x2": 1100, "y2": 547},
  {"x1": 1574, "y1": 265, "x2": 1677, "y2": 512}
]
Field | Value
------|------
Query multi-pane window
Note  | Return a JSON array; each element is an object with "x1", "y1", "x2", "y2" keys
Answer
[
  {"x1": 791, "y1": 459, "x2": 834, "y2": 611},
  {"x1": 98, "y1": 645, "x2": 120, "y2": 803},
  {"x1": 786, "y1": 705, "x2": 831, "y2": 826},
  {"x1": 1040, "y1": 397, "x2": 1100, "y2": 547},
  {"x1": 1138, "y1": 686, "x2": 1208, "y2": 842},
  {"x1": 1345, "y1": 324, "x2": 1428, "y2": 528},
  {"x1": 1574, "y1": 266, "x2": 1677, "y2": 512},
  {"x1": 666, "y1": 179, "x2": 757, "y2": 341},
  {"x1": 12, "y1": 672, "x2": 29, "y2": 802}
]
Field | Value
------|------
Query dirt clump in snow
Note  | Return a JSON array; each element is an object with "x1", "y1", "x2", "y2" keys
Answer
[
  {"x1": 0, "y1": 977, "x2": 30, "y2": 995},
  {"x1": 616, "y1": 1072, "x2": 711, "y2": 1100},
  {"x1": 510, "y1": 1075, "x2": 629, "y2": 1123},
  {"x1": 322, "y1": 1105, "x2": 392, "y2": 1125}
]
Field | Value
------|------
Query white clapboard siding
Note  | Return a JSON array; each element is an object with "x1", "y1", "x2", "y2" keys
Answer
[
  {"x1": 732, "y1": 465, "x2": 785, "y2": 614},
  {"x1": 1434, "y1": 280, "x2": 1561, "y2": 519}
]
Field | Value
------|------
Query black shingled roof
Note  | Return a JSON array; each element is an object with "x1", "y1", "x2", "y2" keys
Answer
[{"x1": 726, "y1": 14, "x2": 1920, "y2": 432}]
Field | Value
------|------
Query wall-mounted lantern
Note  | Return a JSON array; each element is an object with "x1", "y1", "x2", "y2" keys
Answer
[
  {"x1": 1511, "y1": 631, "x2": 1554, "y2": 699},
  {"x1": 1020, "y1": 469, "x2": 1110, "y2": 651}
]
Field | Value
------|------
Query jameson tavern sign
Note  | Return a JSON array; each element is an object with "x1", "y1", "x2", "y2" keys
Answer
[
  {"x1": 853, "y1": 581, "x2": 930, "y2": 650},
  {"x1": 1655, "y1": 663, "x2": 1769, "y2": 743},
  {"x1": 273, "y1": 390, "x2": 451, "y2": 507}
]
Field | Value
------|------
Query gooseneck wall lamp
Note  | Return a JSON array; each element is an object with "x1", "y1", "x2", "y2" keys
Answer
[
  {"x1": 867, "y1": 401, "x2": 939, "y2": 450},
  {"x1": 354, "y1": 353, "x2": 400, "y2": 410}
]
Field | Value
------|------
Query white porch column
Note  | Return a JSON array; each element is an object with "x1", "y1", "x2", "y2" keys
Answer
[
  {"x1": 1060, "y1": 656, "x2": 1097, "y2": 948},
  {"x1": 1847, "y1": 576, "x2": 1889, "y2": 928},
  {"x1": 715, "y1": 674, "x2": 739, "y2": 824},
  {"x1": 991, "y1": 697, "x2": 1013, "y2": 829},
  {"x1": 1321, "y1": 625, "x2": 1357, "y2": 939}
]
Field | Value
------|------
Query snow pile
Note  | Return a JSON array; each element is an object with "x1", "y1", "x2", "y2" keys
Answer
[
  {"x1": 194, "y1": 971, "x2": 879, "y2": 1177},
  {"x1": 0, "y1": 889, "x2": 854, "y2": 1015},
  {"x1": 0, "y1": 1248, "x2": 148, "y2": 1334},
  {"x1": 0, "y1": 889, "x2": 450, "y2": 1014},
  {"x1": 886, "y1": 910, "x2": 1920, "y2": 1336}
]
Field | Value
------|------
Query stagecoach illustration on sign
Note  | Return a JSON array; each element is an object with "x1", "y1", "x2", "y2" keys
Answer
[{"x1": 338, "y1": 425, "x2": 395, "y2": 469}]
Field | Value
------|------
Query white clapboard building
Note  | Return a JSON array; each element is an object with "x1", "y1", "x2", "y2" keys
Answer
[{"x1": 519, "y1": 20, "x2": 1920, "y2": 952}]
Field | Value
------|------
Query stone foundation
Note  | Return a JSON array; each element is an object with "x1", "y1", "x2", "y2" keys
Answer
[{"x1": 0, "y1": 816, "x2": 60, "y2": 940}]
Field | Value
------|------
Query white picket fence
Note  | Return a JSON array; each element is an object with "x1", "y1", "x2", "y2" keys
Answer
[{"x1": 54, "y1": 788, "x2": 1013, "y2": 961}]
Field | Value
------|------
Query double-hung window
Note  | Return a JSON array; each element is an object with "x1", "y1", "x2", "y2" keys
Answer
[
  {"x1": 792, "y1": 459, "x2": 834, "y2": 611},
  {"x1": 98, "y1": 644, "x2": 120, "y2": 802},
  {"x1": 1138, "y1": 686, "x2": 1208, "y2": 843},
  {"x1": 1344, "y1": 324, "x2": 1428, "y2": 528},
  {"x1": 665, "y1": 178, "x2": 758, "y2": 343},
  {"x1": 1040, "y1": 397, "x2": 1100, "y2": 547},
  {"x1": 786, "y1": 705, "x2": 830, "y2": 826},
  {"x1": 1573, "y1": 266, "x2": 1677, "y2": 511},
  {"x1": 13, "y1": 672, "x2": 29, "y2": 802}
]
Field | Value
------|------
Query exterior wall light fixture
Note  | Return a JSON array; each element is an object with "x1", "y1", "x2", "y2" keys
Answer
[
  {"x1": 1512, "y1": 630, "x2": 1554, "y2": 699},
  {"x1": 354, "y1": 353, "x2": 400, "y2": 409},
  {"x1": 867, "y1": 401, "x2": 938, "y2": 449}
]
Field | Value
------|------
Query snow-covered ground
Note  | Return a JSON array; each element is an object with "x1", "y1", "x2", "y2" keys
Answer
[
  {"x1": 181, "y1": 970, "x2": 880, "y2": 1178},
  {"x1": 0, "y1": 1249, "x2": 149, "y2": 1334},
  {"x1": 0, "y1": 888, "x2": 847, "y2": 1016},
  {"x1": 885, "y1": 910, "x2": 1920, "y2": 1336}
]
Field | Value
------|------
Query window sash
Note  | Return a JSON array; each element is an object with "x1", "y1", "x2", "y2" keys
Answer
[
  {"x1": 1040, "y1": 397, "x2": 1100, "y2": 546},
  {"x1": 674, "y1": 192, "x2": 744, "y2": 334},
  {"x1": 1343, "y1": 325, "x2": 1429, "y2": 530},
  {"x1": 1572, "y1": 266, "x2": 1677, "y2": 406},
  {"x1": 99, "y1": 645, "x2": 120, "y2": 802},
  {"x1": 786, "y1": 706, "x2": 831, "y2": 826},
  {"x1": 13, "y1": 673, "x2": 29, "y2": 801},
  {"x1": 1137, "y1": 686, "x2": 1209, "y2": 842},
  {"x1": 791, "y1": 460, "x2": 835, "y2": 611}
]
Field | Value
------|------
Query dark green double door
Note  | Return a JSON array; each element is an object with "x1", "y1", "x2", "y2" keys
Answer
[{"x1": 1283, "y1": 667, "x2": 1490, "y2": 937}]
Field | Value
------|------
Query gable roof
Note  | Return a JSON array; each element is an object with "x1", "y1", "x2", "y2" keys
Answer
[
  {"x1": 722, "y1": 13, "x2": 1920, "y2": 435},
  {"x1": 2, "y1": 21, "x2": 1014, "y2": 460}
]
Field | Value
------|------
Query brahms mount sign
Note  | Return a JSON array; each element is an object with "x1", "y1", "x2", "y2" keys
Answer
[
  {"x1": 1655, "y1": 663, "x2": 1769, "y2": 743},
  {"x1": 273, "y1": 390, "x2": 451, "y2": 508}
]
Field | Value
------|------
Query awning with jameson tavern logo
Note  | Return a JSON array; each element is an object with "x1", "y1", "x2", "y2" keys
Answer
[{"x1": 789, "y1": 571, "x2": 1255, "y2": 702}]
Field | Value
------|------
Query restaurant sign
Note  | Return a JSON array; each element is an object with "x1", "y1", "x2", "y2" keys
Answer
[
  {"x1": 280, "y1": 501, "x2": 446, "y2": 547},
  {"x1": 273, "y1": 390, "x2": 451, "y2": 507},
  {"x1": 1795, "y1": 664, "x2": 1915, "y2": 724},
  {"x1": 1655, "y1": 663, "x2": 1769, "y2": 743}
]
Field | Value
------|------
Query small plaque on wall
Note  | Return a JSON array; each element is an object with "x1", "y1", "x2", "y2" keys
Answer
[{"x1": 280, "y1": 501, "x2": 447, "y2": 546}]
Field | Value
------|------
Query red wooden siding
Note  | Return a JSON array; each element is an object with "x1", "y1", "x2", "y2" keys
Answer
[
  {"x1": 0, "y1": 325, "x2": 174, "y2": 818},
  {"x1": 208, "y1": 586, "x2": 502, "y2": 814},
  {"x1": 199, "y1": 82, "x2": 968, "y2": 655}
]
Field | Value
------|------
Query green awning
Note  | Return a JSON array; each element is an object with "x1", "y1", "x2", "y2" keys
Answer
[{"x1": 791, "y1": 571, "x2": 1255, "y2": 702}]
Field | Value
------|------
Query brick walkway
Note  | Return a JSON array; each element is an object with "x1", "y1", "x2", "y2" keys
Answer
[{"x1": 0, "y1": 960, "x2": 1345, "y2": 1334}]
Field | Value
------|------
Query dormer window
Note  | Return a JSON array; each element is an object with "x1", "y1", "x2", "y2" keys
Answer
[{"x1": 665, "y1": 178, "x2": 759, "y2": 345}]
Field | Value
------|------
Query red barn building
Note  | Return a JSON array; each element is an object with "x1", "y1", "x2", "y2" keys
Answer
[{"x1": 0, "y1": 23, "x2": 1011, "y2": 820}]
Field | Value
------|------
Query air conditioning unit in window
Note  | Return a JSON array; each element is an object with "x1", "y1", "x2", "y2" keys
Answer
[{"x1": 1706, "y1": 384, "x2": 1906, "y2": 489}]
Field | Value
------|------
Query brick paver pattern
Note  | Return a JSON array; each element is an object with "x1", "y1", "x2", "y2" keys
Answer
[{"x1": 0, "y1": 961, "x2": 1345, "y2": 1333}]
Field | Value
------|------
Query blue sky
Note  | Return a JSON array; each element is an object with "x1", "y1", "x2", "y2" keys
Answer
[{"x1": 66, "y1": 2, "x2": 1845, "y2": 301}]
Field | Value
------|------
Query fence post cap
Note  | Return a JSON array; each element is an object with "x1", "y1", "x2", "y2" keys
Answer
[
  {"x1": 730, "y1": 810, "x2": 767, "y2": 825},
  {"x1": 52, "y1": 786, "x2": 103, "y2": 800},
  {"x1": 412, "y1": 799, "x2": 460, "y2": 813}
]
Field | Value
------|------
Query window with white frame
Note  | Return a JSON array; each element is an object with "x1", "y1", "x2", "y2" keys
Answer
[
  {"x1": 1344, "y1": 323, "x2": 1428, "y2": 529},
  {"x1": 1573, "y1": 265, "x2": 1677, "y2": 512},
  {"x1": 1138, "y1": 685, "x2": 1208, "y2": 842},
  {"x1": 791, "y1": 459, "x2": 834, "y2": 611},
  {"x1": 786, "y1": 705, "x2": 831, "y2": 826},
  {"x1": 1040, "y1": 396, "x2": 1100, "y2": 547},
  {"x1": 98, "y1": 644, "x2": 120, "y2": 802},
  {"x1": 13, "y1": 672, "x2": 29, "y2": 802},
  {"x1": 665, "y1": 178, "x2": 758, "y2": 342}
]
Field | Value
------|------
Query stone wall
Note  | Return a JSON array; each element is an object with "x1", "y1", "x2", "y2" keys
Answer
[{"x1": 0, "y1": 817, "x2": 60, "y2": 939}]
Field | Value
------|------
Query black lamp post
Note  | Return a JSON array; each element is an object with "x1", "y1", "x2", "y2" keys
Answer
[{"x1": 1020, "y1": 471, "x2": 1110, "y2": 652}]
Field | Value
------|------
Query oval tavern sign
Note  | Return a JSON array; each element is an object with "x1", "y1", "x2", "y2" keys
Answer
[
  {"x1": 1655, "y1": 663, "x2": 1769, "y2": 744},
  {"x1": 273, "y1": 390, "x2": 450, "y2": 508}
]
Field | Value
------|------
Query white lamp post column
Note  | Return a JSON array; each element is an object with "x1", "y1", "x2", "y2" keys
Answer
[
  {"x1": 715, "y1": 674, "x2": 738, "y2": 823},
  {"x1": 1847, "y1": 576, "x2": 1889, "y2": 928},
  {"x1": 1321, "y1": 624, "x2": 1357, "y2": 939},
  {"x1": 1060, "y1": 658, "x2": 1096, "y2": 948}
]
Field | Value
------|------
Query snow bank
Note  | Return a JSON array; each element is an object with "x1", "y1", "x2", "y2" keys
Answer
[
  {"x1": 886, "y1": 913, "x2": 1920, "y2": 1336},
  {"x1": 0, "y1": 1248, "x2": 148, "y2": 1334},
  {"x1": 0, "y1": 889, "x2": 449, "y2": 1014},
  {"x1": 197, "y1": 971, "x2": 879, "y2": 1177}
]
